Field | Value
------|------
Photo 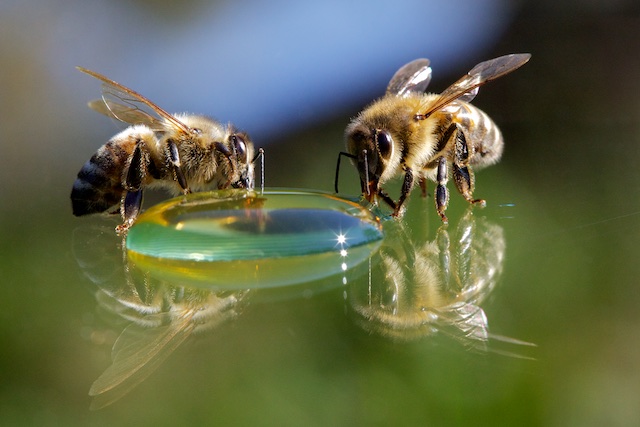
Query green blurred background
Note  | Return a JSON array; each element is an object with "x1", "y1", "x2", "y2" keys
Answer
[{"x1": 2, "y1": 0, "x2": 640, "y2": 425}]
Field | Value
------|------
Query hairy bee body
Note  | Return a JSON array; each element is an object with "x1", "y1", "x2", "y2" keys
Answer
[
  {"x1": 71, "y1": 67, "x2": 258, "y2": 233},
  {"x1": 341, "y1": 54, "x2": 530, "y2": 222},
  {"x1": 347, "y1": 94, "x2": 502, "y2": 187},
  {"x1": 347, "y1": 95, "x2": 436, "y2": 185},
  {"x1": 71, "y1": 116, "x2": 251, "y2": 217}
]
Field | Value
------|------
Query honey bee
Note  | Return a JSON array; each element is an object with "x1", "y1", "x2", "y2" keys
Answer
[
  {"x1": 338, "y1": 53, "x2": 530, "y2": 223},
  {"x1": 71, "y1": 67, "x2": 262, "y2": 234}
]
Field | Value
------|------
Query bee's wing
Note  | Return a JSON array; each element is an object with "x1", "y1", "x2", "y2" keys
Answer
[
  {"x1": 86, "y1": 98, "x2": 168, "y2": 132},
  {"x1": 386, "y1": 58, "x2": 432, "y2": 97},
  {"x1": 77, "y1": 67, "x2": 191, "y2": 134},
  {"x1": 417, "y1": 53, "x2": 531, "y2": 119}
]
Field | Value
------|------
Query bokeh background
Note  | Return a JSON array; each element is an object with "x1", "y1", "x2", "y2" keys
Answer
[{"x1": 2, "y1": 0, "x2": 640, "y2": 425}]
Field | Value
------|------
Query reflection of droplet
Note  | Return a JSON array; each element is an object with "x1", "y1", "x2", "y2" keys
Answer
[{"x1": 125, "y1": 189, "x2": 383, "y2": 288}]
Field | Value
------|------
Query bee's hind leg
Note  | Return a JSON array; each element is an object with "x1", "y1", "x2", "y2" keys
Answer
[
  {"x1": 117, "y1": 141, "x2": 148, "y2": 234},
  {"x1": 452, "y1": 125, "x2": 486, "y2": 208},
  {"x1": 116, "y1": 190, "x2": 143, "y2": 235}
]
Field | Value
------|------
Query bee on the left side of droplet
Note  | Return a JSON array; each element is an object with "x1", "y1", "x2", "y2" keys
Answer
[
  {"x1": 337, "y1": 53, "x2": 530, "y2": 223},
  {"x1": 71, "y1": 67, "x2": 263, "y2": 234}
]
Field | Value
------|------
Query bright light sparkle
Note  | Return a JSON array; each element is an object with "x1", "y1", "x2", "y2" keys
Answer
[{"x1": 189, "y1": 253, "x2": 205, "y2": 261}]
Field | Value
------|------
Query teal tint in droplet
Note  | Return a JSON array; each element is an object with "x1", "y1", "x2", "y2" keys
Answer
[{"x1": 125, "y1": 189, "x2": 383, "y2": 289}]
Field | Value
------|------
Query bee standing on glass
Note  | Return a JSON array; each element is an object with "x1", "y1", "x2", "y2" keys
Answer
[
  {"x1": 339, "y1": 53, "x2": 530, "y2": 223},
  {"x1": 71, "y1": 67, "x2": 262, "y2": 234}
]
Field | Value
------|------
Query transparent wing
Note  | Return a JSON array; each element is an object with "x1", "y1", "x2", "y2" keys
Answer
[
  {"x1": 417, "y1": 53, "x2": 531, "y2": 119},
  {"x1": 86, "y1": 99, "x2": 168, "y2": 131},
  {"x1": 386, "y1": 58, "x2": 432, "y2": 97},
  {"x1": 77, "y1": 66, "x2": 190, "y2": 134},
  {"x1": 89, "y1": 314, "x2": 195, "y2": 410}
]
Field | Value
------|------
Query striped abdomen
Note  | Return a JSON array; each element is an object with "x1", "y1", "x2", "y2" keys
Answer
[
  {"x1": 71, "y1": 140, "x2": 135, "y2": 216},
  {"x1": 456, "y1": 103, "x2": 504, "y2": 170}
]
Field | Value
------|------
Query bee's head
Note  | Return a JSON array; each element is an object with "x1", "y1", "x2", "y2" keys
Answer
[
  {"x1": 227, "y1": 131, "x2": 256, "y2": 190},
  {"x1": 345, "y1": 125, "x2": 396, "y2": 203}
]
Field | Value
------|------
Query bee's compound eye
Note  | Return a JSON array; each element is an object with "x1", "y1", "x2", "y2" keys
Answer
[
  {"x1": 231, "y1": 134, "x2": 247, "y2": 161},
  {"x1": 375, "y1": 129, "x2": 394, "y2": 160}
]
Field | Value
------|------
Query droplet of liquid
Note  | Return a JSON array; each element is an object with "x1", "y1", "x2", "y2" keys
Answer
[{"x1": 126, "y1": 189, "x2": 383, "y2": 289}]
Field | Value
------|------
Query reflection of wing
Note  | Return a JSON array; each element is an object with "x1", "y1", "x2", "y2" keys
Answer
[
  {"x1": 77, "y1": 67, "x2": 191, "y2": 134},
  {"x1": 416, "y1": 53, "x2": 531, "y2": 119},
  {"x1": 433, "y1": 303, "x2": 489, "y2": 352},
  {"x1": 386, "y1": 58, "x2": 432, "y2": 97},
  {"x1": 72, "y1": 226, "x2": 125, "y2": 287},
  {"x1": 89, "y1": 312, "x2": 195, "y2": 410}
]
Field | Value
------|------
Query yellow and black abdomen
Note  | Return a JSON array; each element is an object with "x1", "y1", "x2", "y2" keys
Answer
[
  {"x1": 71, "y1": 140, "x2": 134, "y2": 216},
  {"x1": 71, "y1": 125, "x2": 163, "y2": 216},
  {"x1": 455, "y1": 103, "x2": 504, "y2": 170}
]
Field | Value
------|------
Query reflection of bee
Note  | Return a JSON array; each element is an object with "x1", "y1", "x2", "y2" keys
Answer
[
  {"x1": 71, "y1": 67, "x2": 261, "y2": 233},
  {"x1": 72, "y1": 225, "x2": 248, "y2": 409},
  {"x1": 340, "y1": 54, "x2": 530, "y2": 222},
  {"x1": 348, "y1": 210, "x2": 506, "y2": 346}
]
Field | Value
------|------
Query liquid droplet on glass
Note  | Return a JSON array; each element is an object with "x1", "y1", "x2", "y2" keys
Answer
[{"x1": 126, "y1": 189, "x2": 383, "y2": 288}]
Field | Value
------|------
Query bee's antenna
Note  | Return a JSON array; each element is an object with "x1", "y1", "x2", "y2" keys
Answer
[
  {"x1": 363, "y1": 149, "x2": 370, "y2": 196},
  {"x1": 335, "y1": 151, "x2": 357, "y2": 194},
  {"x1": 252, "y1": 148, "x2": 265, "y2": 194}
]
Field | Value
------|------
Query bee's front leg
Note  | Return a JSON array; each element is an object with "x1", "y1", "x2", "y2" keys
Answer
[
  {"x1": 452, "y1": 126, "x2": 485, "y2": 207},
  {"x1": 167, "y1": 139, "x2": 190, "y2": 194},
  {"x1": 377, "y1": 189, "x2": 398, "y2": 212},
  {"x1": 392, "y1": 169, "x2": 414, "y2": 217}
]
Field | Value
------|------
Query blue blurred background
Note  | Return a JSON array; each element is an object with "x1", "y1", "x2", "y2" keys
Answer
[
  {"x1": 3, "y1": 0, "x2": 513, "y2": 135},
  {"x1": 1, "y1": 0, "x2": 515, "y2": 198}
]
